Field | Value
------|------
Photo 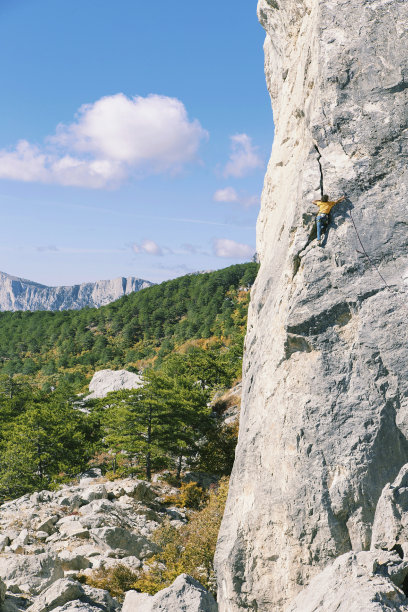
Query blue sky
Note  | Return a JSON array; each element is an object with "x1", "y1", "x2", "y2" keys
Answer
[{"x1": 0, "y1": 0, "x2": 273, "y2": 285}]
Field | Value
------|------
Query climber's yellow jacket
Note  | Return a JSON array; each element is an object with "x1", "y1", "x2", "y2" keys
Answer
[
  {"x1": 313, "y1": 200, "x2": 338, "y2": 214},
  {"x1": 313, "y1": 196, "x2": 345, "y2": 214}
]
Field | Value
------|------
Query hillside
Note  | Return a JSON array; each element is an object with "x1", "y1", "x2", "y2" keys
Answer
[
  {"x1": 0, "y1": 263, "x2": 258, "y2": 390},
  {"x1": 0, "y1": 271, "x2": 153, "y2": 312},
  {"x1": 0, "y1": 264, "x2": 257, "y2": 609}
]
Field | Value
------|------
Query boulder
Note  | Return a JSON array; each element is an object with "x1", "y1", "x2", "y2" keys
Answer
[
  {"x1": 53, "y1": 604, "x2": 102, "y2": 612},
  {"x1": 122, "y1": 591, "x2": 151, "y2": 611},
  {"x1": 79, "y1": 484, "x2": 108, "y2": 505},
  {"x1": 64, "y1": 544, "x2": 101, "y2": 559},
  {"x1": 0, "y1": 552, "x2": 64, "y2": 595},
  {"x1": 26, "y1": 578, "x2": 84, "y2": 612},
  {"x1": 86, "y1": 369, "x2": 143, "y2": 400},
  {"x1": 30, "y1": 491, "x2": 53, "y2": 505},
  {"x1": 34, "y1": 515, "x2": 59, "y2": 535},
  {"x1": 58, "y1": 520, "x2": 89, "y2": 540},
  {"x1": 371, "y1": 463, "x2": 408, "y2": 553},
  {"x1": 104, "y1": 479, "x2": 156, "y2": 503},
  {"x1": 0, "y1": 535, "x2": 10, "y2": 551},
  {"x1": 60, "y1": 521, "x2": 89, "y2": 540},
  {"x1": 286, "y1": 551, "x2": 408, "y2": 611},
  {"x1": 122, "y1": 574, "x2": 218, "y2": 612},
  {"x1": 90, "y1": 527, "x2": 155, "y2": 558},
  {"x1": 0, "y1": 576, "x2": 5, "y2": 604},
  {"x1": 25, "y1": 577, "x2": 120, "y2": 612},
  {"x1": 81, "y1": 584, "x2": 120, "y2": 610},
  {"x1": 90, "y1": 555, "x2": 141, "y2": 571},
  {"x1": 79, "y1": 498, "x2": 114, "y2": 519},
  {"x1": 10, "y1": 529, "x2": 30, "y2": 553},
  {"x1": 58, "y1": 494, "x2": 83, "y2": 511},
  {"x1": 78, "y1": 468, "x2": 103, "y2": 485},
  {"x1": 1, "y1": 592, "x2": 30, "y2": 612},
  {"x1": 57, "y1": 550, "x2": 91, "y2": 571}
]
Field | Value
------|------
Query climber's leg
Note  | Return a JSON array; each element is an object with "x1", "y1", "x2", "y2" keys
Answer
[
  {"x1": 316, "y1": 214, "x2": 324, "y2": 241},
  {"x1": 316, "y1": 214, "x2": 329, "y2": 245}
]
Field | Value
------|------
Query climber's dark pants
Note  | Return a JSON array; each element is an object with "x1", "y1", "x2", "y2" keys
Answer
[{"x1": 316, "y1": 213, "x2": 329, "y2": 240}]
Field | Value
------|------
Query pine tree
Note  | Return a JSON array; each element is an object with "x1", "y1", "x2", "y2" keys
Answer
[
  {"x1": 99, "y1": 368, "x2": 212, "y2": 481},
  {"x1": 0, "y1": 387, "x2": 96, "y2": 500}
]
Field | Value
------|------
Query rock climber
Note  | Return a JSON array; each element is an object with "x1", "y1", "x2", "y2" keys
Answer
[{"x1": 313, "y1": 194, "x2": 346, "y2": 245}]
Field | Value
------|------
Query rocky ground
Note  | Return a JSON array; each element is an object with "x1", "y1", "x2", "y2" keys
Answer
[{"x1": 0, "y1": 469, "x2": 218, "y2": 611}]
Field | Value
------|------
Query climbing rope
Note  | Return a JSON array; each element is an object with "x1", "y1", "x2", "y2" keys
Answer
[{"x1": 349, "y1": 210, "x2": 392, "y2": 290}]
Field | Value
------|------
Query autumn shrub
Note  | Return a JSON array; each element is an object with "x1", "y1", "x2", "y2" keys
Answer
[
  {"x1": 79, "y1": 564, "x2": 139, "y2": 600},
  {"x1": 179, "y1": 481, "x2": 209, "y2": 509},
  {"x1": 133, "y1": 476, "x2": 229, "y2": 595},
  {"x1": 163, "y1": 481, "x2": 208, "y2": 510}
]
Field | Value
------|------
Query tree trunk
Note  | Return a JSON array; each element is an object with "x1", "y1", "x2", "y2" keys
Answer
[
  {"x1": 176, "y1": 453, "x2": 183, "y2": 481},
  {"x1": 146, "y1": 406, "x2": 152, "y2": 481},
  {"x1": 146, "y1": 451, "x2": 151, "y2": 482}
]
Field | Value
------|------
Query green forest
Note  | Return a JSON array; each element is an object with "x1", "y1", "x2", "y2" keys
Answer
[
  {"x1": 0, "y1": 263, "x2": 258, "y2": 391},
  {"x1": 0, "y1": 263, "x2": 258, "y2": 501}
]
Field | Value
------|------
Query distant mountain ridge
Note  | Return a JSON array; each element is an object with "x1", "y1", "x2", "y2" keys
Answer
[{"x1": 0, "y1": 270, "x2": 153, "y2": 311}]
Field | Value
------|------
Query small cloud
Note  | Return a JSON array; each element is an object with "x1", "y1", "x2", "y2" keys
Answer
[
  {"x1": 0, "y1": 94, "x2": 208, "y2": 189},
  {"x1": 213, "y1": 187, "x2": 260, "y2": 208},
  {"x1": 213, "y1": 187, "x2": 239, "y2": 203},
  {"x1": 213, "y1": 238, "x2": 254, "y2": 259},
  {"x1": 156, "y1": 263, "x2": 195, "y2": 274},
  {"x1": 223, "y1": 134, "x2": 264, "y2": 178},
  {"x1": 36, "y1": 245, "x2": 59, "y2": 252},
  {"x1": 133, "y1": 240, "x2": 163, "y2": 256}
]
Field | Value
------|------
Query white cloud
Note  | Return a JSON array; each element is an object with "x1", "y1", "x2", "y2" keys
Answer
[
  {"x1": 36, "y1": 245, "x2": 59, "y2": 252},
  {"x1": 213, "y1": 186, "x2": 260, "y2": 208},
  {"x1": 213, "y1": 238, "x2": 254, "y2": 259},
  {"x1": 223, "y1": 134, "x2": 264, "y2": 178},
  {"x1": 0, "y1": 94, "x2": 208, "y2": 189},
  {"x1": 133, "y1": 240, "x2": 163, "y2": 256},
  {"x1": 213, "y1": 187, "x2": 239, "y2": 202}
]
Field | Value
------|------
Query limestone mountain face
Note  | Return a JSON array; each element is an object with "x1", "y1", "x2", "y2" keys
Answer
[
  {"x1": 0, "y1": 271, "x2": 153, "y2": 311},
  {"x1": 215, "y1": 0, "x2": 408, "y2": 610}
]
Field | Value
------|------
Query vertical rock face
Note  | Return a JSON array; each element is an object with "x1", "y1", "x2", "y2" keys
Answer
[{"x1": 215, "y1": 0, "x2": 408, "y2": 610}]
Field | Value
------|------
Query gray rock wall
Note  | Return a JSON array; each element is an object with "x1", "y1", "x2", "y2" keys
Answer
[
  {"x1": 215, "y1": 0, "x2": 408, "y2": 609},
  {"x1": 0, "y1": 271, "x2": 152, "y2": 311}
]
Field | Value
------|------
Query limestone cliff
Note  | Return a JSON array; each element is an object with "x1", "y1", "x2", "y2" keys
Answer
[
  {"x1": 215, "y1": 0, "x2": 408, "y2": 609},
  {"x1": 0, "y1": 271, "x2": 153, "y2": 311}
]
